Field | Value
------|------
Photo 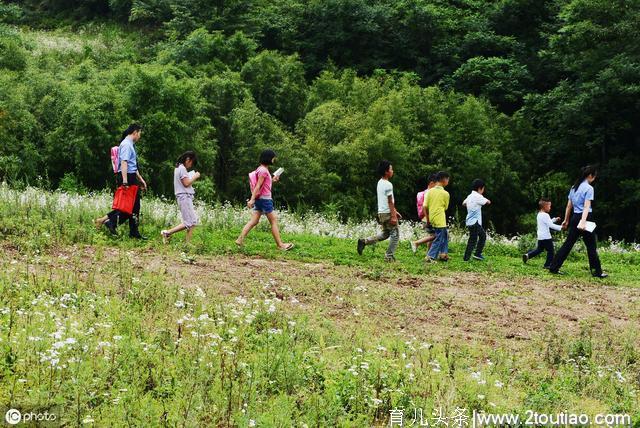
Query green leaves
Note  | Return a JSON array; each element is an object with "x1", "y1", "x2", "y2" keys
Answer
[
  {"x1": 241, "y1": 50, "x2": 308, "y2": 126},
  {"x1": 450, "y1": 57, "x2": 532, "y2": 113},
  {"x1": 4, "y1": 0, "x2": 640, "y2": 240},
  {"x1": 0, "y1": 35, "x2": 27, "y2": 71}
]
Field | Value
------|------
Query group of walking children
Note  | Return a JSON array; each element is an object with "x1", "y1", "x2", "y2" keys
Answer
[
  {"x1": 357, "y1": 163, "x2": 453, "y2": 263},
  {"x1": 96, "y1": 124, "x2": 292, "y2": 252},
  {"x1": 356, "y1": 161, "x2": 607, "y2": 277},
  {"x1": 97, "y1": 128, "x2": 607, "y2": 278}
]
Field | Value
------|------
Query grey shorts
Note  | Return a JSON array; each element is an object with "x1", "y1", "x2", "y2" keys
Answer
[{"x1": 177, "y1": 193, "x2": 198, "y2": 228}]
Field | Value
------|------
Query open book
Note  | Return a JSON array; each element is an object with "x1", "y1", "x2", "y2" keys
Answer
[{"x1": 273, "y1": 167, "x2": 284, "y2": 177}]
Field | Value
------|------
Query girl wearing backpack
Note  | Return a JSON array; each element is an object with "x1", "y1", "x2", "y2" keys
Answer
[
  {"x1": 410, "y1": 174, "x2": 437, "y2": 254},
  {"x1": 235, "y1": 150, "x2": 294, "y2": 251}
]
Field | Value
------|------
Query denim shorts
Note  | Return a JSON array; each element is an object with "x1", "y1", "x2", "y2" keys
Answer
[{"x1": 254, "y1": 198, "x2": 274, "y2": 214}]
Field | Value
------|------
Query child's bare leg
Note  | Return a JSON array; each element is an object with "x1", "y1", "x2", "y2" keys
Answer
[
  {"x1": 413, "y1": 234, "x2": 436, "y2": 247},
  {"x1": 266, "y1": 212, "x2": 291, "y2": 249},
  {"x1": 94, "y1": 215, "x2": 109, "y2": 229},
  {"x1": 166, "y1": 224, "x2": 187, "y2": 236},
  {"x1": 236, "y1": 211, "x2": 261, "y2": 246},
  {"x1": 185, "y1": 226, "x2": 194, "y2": 243}
]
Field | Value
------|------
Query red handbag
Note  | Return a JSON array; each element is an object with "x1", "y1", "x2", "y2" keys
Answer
[{"x1": 112, "y1": 185, "x2": 139, "y2": 215}]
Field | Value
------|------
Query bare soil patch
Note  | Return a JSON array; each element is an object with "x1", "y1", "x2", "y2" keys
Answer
[{"x1": 4, "y1": 244, "x2": 639, "y2": 346}]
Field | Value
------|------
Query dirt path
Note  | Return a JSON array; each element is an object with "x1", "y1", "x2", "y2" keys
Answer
[{"x1": 4, "y1": 245, "x2": 640, "y2": 346}]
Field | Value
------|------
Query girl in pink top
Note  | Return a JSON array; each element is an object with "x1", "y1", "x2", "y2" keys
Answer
[{"x1": 235, "y1": 150, "x2": 294, "y2": 251}]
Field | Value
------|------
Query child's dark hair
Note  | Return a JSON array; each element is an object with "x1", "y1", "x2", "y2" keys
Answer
[
  {"x1": 573, "y1": 165, "x2": 598, "y2": 190},
  {"x1": 538, "y1": 198, "x2": 551, "y2": 210},
  {"x1": 418, "y1": 173, "x2": 437, "y2": 189},
  {"x1": 176, "y1": 151, "x2": 197, "y2": 167},
  {"x1": 471, "y1": 179, "x2": 485, "y2": 191},
  {"x1": 260, "y1": 149, "x2": 277, "y2": 165},
  {"x1": 377, "y1": 160, "x2": 392, "y2": 178},
  {"x1": 121, "y1": 123, "x2": 142, "y2": 140},
  {"x1": 435, "y1": 171, "x2": 450, "y2": 182}
]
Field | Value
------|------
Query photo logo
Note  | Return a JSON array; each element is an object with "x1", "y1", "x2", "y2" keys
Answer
[
  {"x1": 3, "y1": 408, "x2": 58, "y2": 425},
  {"x1": 5, "y1": 409, "x2": 21, "y2": 425}
]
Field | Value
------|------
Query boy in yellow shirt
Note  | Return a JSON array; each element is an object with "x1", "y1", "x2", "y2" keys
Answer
[{"x1": 423, "y1": 171, "x2": 450, "y2": 262}]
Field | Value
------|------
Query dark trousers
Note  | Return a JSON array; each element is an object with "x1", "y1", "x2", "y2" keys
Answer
[
  {"x1": 106, "y1": 173, "x2": 141, "y2": 237},
  {"x1": 464, "y1": 223, "x2": 486, "y2": 260},
  {"x1": 549, "y1": 213, "x2": 602, "y2": 275},
  {"x1": 527, "y1": 239, "x2": 554, "y2": 268}
]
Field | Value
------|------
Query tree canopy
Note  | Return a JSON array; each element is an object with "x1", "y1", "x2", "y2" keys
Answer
[{"x1": 1, "y1": 0, "x2": 639, "y2": 240}]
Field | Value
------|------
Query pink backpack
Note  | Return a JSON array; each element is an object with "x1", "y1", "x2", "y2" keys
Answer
[
  {"x1": 416, "y1": 190, "x2": 426, "y2": 219},
  {"x1": 110, "y1": 146, "x2": 119, "y2": 174},
  {"x1": 248, "y1": 168, "x2": 259, "y2": 193}
]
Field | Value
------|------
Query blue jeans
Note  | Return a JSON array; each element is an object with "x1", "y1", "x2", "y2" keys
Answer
[{"x1": 428, "y1": 227, "x2": 449, "y2": 259}]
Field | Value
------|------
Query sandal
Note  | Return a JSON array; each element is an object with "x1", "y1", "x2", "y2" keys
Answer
[{"x1": 279, "y1": 243, "x2": 294, "y2": 251}]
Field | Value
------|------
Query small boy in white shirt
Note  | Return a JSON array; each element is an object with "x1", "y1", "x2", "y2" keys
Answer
[
  {"x1": 462, "y1": 179, "x2": 491, "y2": 261},
  {"x1": 523, "y1": 198, "x2": 562, "y2": 268}
]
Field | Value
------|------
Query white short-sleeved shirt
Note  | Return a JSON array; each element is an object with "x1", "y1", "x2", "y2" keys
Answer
[
  {"x1": 377, "y1": 179, "x2": 394, "y2": 214},
  {"x1": 174, "y1": 164, "x2": 195, "y2": 195},
  {"x1": 463, "y1": 191, "x2": 489, "y2": 226}
]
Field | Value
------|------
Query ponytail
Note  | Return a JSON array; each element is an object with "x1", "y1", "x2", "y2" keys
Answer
[
  {"x1": 121, "y1": 123, "x2": 142, "y2": 140},
  {"x1": 573, "y1": 165, "x2": 598, "y2": 190}
]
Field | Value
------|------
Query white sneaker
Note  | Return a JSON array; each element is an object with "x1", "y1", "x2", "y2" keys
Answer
[
  {"x1": 410, "y1": 241, "x2": 417, "y2": 254},
  {"x1": 160, "y1": 230, "x2": 170, "y2": 244}
]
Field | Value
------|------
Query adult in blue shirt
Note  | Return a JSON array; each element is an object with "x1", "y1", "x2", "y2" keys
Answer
[
  {"x1": 100, "y1": 123, "x2": 148, "y2": 239},
  {"x1": 548, "y1": 165, "x2": 607, "y2": 278}
]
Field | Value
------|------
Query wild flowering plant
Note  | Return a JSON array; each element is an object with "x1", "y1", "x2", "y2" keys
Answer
[{"x1": 1, "y1": 183, "x2": 638, "y2": 253}]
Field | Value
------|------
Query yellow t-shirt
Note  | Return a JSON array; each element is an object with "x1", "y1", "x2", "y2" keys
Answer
[{"x1": 424, "y1": 185, "x2": 450, "y2": 228}]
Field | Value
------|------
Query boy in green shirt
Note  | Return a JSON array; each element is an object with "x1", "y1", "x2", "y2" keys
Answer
[{"x1": 422, "y1": 171, "x2": 450, "y2": 262}]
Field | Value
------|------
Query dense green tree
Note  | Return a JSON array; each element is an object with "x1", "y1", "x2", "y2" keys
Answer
[
  {"x1": 240, "y1": 50, "x2": 307, "y2": 126},
  {"x1": 2, "y1": 0, "x2": 639, "y2": 240},
  {"x1": 199, "y1": 71, "x2": 251, "y2": 198},
  {"x1": 449, "y1": 56, "x2": 533, "y2": 113},
  {"x1": 523, "y1": 0, "x2": 640, "y2": 240}
]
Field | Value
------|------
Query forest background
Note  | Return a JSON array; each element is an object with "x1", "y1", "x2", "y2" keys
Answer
[{"x1": 1, "y1": 0, "x2": 639, "y2": 240}]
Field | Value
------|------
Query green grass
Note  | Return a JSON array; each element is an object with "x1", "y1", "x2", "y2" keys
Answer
[
  {"x1": 0, "y1": 187, "x2": 639, "y2": 426},
  {"x1": 165, "y1": 227, "x2": 640, "y2": 287}
]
